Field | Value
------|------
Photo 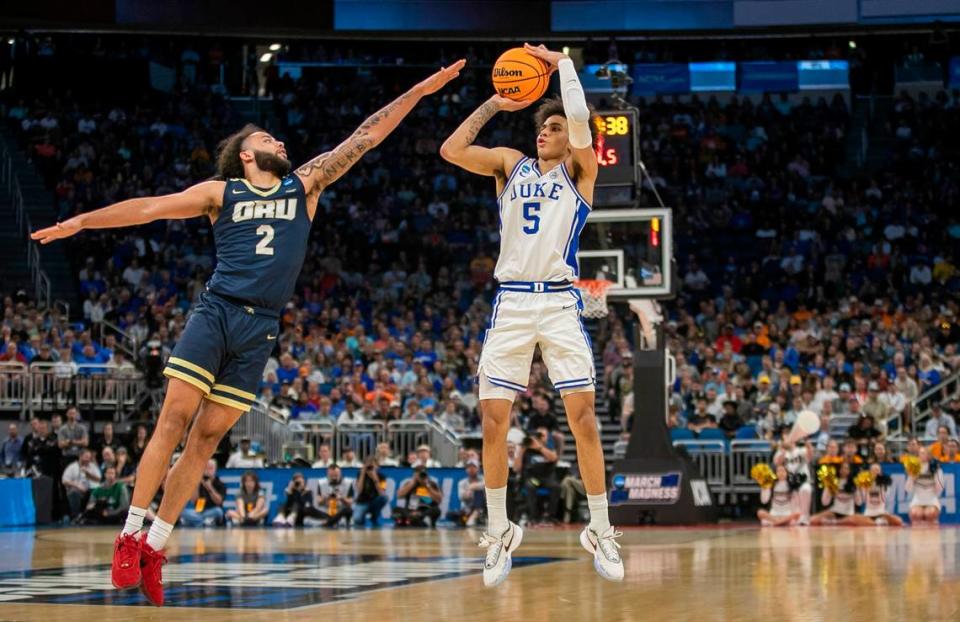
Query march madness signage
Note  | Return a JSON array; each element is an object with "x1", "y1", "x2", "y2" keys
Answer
[{"x1": 610, "y1": 472, "x2": 682, "y2": 505}]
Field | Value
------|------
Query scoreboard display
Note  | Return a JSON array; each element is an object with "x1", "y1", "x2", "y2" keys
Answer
[{"x1": 593, "y1": 109, "x2": 638, "y2": 188}]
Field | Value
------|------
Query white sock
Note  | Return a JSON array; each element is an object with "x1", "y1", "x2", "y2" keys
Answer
[
  {"x1": 587, "y1": 493, "x2": 611, "y2": 534},
  {"x1": 485, "y1": 486, "x2": 508, "y2": 535},
  {"x1": 121, "y1": 506, "x2": 147, "y2": 536},
  {"x1": 145, "y1": 517, "x2": 174, "y2": 551}
]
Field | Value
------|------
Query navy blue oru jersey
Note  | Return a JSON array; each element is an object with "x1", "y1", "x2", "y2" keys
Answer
[{"x1": 205, "y1": 175, "x2": 311, "y2": 312}]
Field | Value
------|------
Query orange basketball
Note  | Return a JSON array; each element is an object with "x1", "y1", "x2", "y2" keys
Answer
[{"x1": 491, "y1": 48, "x2": 550, "y2": 102}]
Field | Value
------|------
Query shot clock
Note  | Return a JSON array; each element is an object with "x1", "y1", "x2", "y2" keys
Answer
[{"x1": 593, "y1": 109, "x2": 638, "y2": 188}]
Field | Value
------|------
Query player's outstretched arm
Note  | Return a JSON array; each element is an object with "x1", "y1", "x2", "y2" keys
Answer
[
  {"x1": 296, "y1": 59, "x2": 465, "y2": 196},
  {"x1": 439, "y1": 95, "x2": 528, "y2": 178},
  {"x1": 524, "y1": 43, "x2": 598, "y2": 182},
  {"x1": 31, "y1": 180, "x2": 223, "y2": 244}
]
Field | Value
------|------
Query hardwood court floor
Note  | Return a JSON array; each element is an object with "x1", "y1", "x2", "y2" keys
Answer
[{"x1": 0, "y1": 525, "x2": 958, "y2": 622}]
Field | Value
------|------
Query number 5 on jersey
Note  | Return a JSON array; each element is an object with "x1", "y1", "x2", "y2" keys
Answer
[
  {"x1": 522, "y1": 201, "x2": 540, "y2": 235},
  {"x1": 256, "y1": 224, "x2": 275, "y2": 255}
]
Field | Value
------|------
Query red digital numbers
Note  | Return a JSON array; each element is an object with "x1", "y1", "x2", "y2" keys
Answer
[{"x1": 596, "y1": 148, "x2": 619, "y2": 166}]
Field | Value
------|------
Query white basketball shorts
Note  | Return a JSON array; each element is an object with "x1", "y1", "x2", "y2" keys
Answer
[{"x1": 478, "y1": 285, "x2": 596, "y2": 400}]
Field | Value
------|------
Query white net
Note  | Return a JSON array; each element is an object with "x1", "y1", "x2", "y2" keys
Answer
[{"x1": 575, "y1": 279, "x2": 613, "y2": 319}]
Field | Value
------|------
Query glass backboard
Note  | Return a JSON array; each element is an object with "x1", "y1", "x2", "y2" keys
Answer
[{"x1": 577, "y1": 208, "x2": 673, "y2": 299}]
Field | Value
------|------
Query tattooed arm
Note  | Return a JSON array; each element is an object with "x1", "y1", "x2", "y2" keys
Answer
[
  {"x1": 439, "y1": 95, "x2": 530, "y2": 190},
  {"x1": 296, "y1": 60, "x2": 464, "y2": 211},
  {"x1": 31, "y1": 181, "x2": 223, "y2": 244}
]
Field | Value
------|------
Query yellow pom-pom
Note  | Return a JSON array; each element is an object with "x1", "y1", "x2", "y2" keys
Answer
[
  {"x1": 817, "y1": 464, "x2": 839, "y2": 493},
  {"x1": 750, "y1": 463, "x2": 776, "y2": 488},
  {"x1": 854, "y1": 470, "x2": 874, "y2": 489},
  {"x1": 902, "y1": 455, "x2": 921, "y2": 478}
]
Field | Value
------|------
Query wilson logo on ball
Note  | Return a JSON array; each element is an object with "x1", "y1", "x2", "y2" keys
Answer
[{"x1": 491, "y1": 47, "x2": 549, "y2": 103}]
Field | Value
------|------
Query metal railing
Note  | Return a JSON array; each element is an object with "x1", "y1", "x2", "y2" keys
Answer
[
  {"x1": 289, "y1": 420, "x2": 336, "y2": 460},
  {"x1": 2, "y1": 140, "x2": 50, "y2": 309},
  {"x1": 100, "y1": 317, "x2": 138, "y2": 359},
  {"x1": 673, "y1": 440, "x2": 728, "y2": 501},
  {"x1": 429, "y1": 420, "x2": 463, "y2": 466},
  {"x1": 231, "y1": 400, "x2": 295, "y2": 464},
  {"x1": 828, "y1": 414, "x2": 859, "y2": 438},
  {"x1": 335, "y1": 421, "x2": 385, "y2": 463},
  {"x1": 907, "y1": 370, "x2": 960, "y2": 437},
  {"x1": 387, "y1": 419, "x2": 462, "y2": 467},
  {"x1": 0, "y1": 363, "x2": 145, "y2": 419},
  {"x1": 0, "y1": 362, "x2": 28, "y2": 413},
  {"x1": 387, "y1": 420, "x2": 433, "y2": 464},
  {"x1": 729, "y1": 440, "x2": 774, "y2": 493},
  {"x1": 665, "y1": 439, "x2": 777, "y2": 498}
]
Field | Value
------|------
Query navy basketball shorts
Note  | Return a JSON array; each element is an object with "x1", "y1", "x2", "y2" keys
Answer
[{"x1": 162, "y1": 291, "x2": 278, "y2": 413}]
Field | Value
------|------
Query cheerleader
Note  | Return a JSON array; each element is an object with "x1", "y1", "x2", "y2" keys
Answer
[
  {"x1": 775, "y1": 439, "x2": 813, "y2": 525},
  {"x1": 907, "y1": 447, "x2": 944, "y2": 525},
  {"x1": 757, "y1": 464, "x2": 802, "y2": 527},
  {"x1": 810, "y1": 461, "x2": 861, "y2": 526},
  {"x1": 857, "y1": 463, "x2": 903, "y2": 527}
]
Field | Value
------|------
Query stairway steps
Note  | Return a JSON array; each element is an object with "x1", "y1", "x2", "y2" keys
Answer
[
  {"x1": 551, "y1": 320, "x2": 625, "y2": 463},
  {"x1": 0, "y1": 129, "x2": 80, "y2": 312}
]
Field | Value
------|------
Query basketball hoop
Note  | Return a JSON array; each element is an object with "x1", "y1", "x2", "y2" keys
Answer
[{"x1": 574, "y1": 279, "x2": 613, "y2": 319}]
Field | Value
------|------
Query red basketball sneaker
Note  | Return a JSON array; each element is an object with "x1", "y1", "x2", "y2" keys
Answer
[
  {"x1": 139, "y1": 534, "x2": 167, "y2": 607},
  {"x1": 111, "y1": 533, "x2": 142, "y2": 590}
]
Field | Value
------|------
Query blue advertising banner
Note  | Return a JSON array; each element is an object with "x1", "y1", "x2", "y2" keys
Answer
[
  {"x1": 335, "y1": 0, "x2": 549, "y2": 31},
  {"x1": 219, "y1": 467, "x2": 468, "y2": 522},
  {"x1": 0, "y1": 479, "x2": 35, "y2": 527},
  {"x1": 798, "y1": 60, "x2": 850, "y2": 90},
  {"x1": 689, "y1": 62, "x2": 737, "y2": 93},
  {"x1": 580, "y1": 63, "x2": 629, "y2": 94},
  {"x1": 552, "y1": 0, "x2": 734, "y2": 31},
  {"x1": 632, "y1": 63, "x2": 690, "y2": 96},
  {"x1": 220, "y1": 464, "x2": 958, "y2": 524},
  {"x1": 950, "y1": 57, "x2": 960, "y2": 89},
  {"x1": 739, "y1": 61, "x2": 799, "y2": 93}
]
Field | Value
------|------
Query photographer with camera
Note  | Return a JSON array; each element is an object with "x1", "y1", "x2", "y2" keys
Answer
[
  {"x1": 518, "y1": 428, "x2": 561, "y2": 525},
  {"x1": 179, "y1": 459, "x2": 226, "y2": 527},
  {"x1": 273, "y1": 472, "x2": 315, "y2": 527},
  {"x1": 313, "y1": 464, "x2": 355, "y2": 527},
  {"x1": 354, "y1": 457, "x2": 390, "y2": 526},
  {"x1": 394, "y1": 465, "x2": 443, "y2": 527}
]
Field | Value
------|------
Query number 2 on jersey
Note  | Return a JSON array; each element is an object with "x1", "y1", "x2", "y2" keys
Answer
[
  {"x1": 255, "y1": 224, "x2": 275, "y2": 255},
  {"x1": 522, "y1": 201, "x2": 541, "y2": 234}
]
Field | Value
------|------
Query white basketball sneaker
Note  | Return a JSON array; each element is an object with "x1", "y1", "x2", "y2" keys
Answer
[
  {"x1": 478, "y1": 522, "x2": 523, "y2": 587},
  {"x1": 580, "y1": 525, "x2": 624, "y2": 582}
]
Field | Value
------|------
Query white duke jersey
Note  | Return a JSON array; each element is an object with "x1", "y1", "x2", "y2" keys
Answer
[{"x1": 494, "y1": 157, "x2": 591, "y2": 282}]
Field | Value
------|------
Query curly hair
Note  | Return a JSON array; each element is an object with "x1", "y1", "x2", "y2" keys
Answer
[
  {"x1": 533, "y1": 96, "x2": 599, "y2": 147},
  {"x1": 215, "y1": 123, "x2": 263, "y2": 179}
]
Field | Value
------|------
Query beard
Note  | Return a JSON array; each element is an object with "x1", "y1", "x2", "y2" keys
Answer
[{"x1": 253, "y1": 150, "x2": 292, "y2": 177}]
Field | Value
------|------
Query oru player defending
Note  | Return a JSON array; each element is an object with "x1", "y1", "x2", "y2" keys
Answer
[
  {"x1": 32, "y1": 60, "x2": 464, "y2": 607},
  {"x1": 441, "y1": 44, "x2": 623, "y2": 585}
]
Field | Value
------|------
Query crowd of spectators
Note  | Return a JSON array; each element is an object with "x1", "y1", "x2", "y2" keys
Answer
[
  {"x1": 600, "y1": 87, "x2": 959, "y2": 471},
  {"x1": 1, "y1": 35, "x2": 959, "y2": 527}
]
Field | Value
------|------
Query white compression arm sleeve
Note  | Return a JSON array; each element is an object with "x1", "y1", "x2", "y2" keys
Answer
[{"x1": 557, "y1": 57, "x2": 592, "y2": 149}]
